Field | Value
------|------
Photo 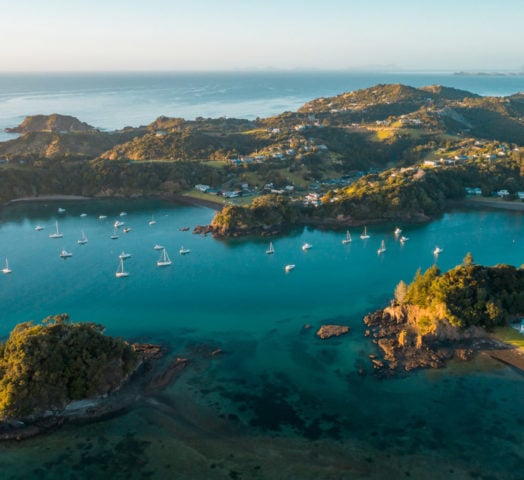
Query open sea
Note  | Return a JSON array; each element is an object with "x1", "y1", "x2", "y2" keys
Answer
[{"x1": 0, "y1": 72, "x2": 524, "y2": 479}]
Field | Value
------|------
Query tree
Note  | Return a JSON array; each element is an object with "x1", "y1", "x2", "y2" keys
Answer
[
  {"x1": 394, "y1": 280, "x2": 408, "y2": 304},
  {"x1": 463, "y1": 252, "x2": 474, "y2": 266}
]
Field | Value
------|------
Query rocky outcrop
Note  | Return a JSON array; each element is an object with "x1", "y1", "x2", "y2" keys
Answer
[
  {"x1": 363, "y1": 307, "x2": 484, "y2": 376},
  {"x1": 316, "y1": 324, "x2": 350, "y2": 339}
]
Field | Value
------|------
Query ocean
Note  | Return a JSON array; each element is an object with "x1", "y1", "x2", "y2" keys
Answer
[
  {"x1": 1, "y1": 71, "x2": 523, "y2": 141},
  {"x1": 0, "y1": 72, "x2": 524, "y2": 479}
]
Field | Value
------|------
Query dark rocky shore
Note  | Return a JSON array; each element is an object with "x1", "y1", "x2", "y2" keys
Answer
[{"x1": 363, "y1": 306, "x2": 524, "y2": 377}]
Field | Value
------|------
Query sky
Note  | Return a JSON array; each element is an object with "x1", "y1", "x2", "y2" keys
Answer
[{"x1": 1, "y1": 0, "x2": 523, "y2": 72}]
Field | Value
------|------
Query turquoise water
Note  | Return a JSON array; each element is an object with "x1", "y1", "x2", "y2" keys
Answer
[{"x1": 0, "y1": 200, "x2": 523, "y2": 479}]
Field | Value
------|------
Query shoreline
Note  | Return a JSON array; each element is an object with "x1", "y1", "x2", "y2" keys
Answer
[{"x1": 463, "y1": 197, "x2": 524, "y2": 211}]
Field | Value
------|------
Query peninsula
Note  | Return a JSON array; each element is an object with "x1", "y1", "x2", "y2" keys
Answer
[{"x1": 1, "y1": 84, "x2": 523, "y2": 236}]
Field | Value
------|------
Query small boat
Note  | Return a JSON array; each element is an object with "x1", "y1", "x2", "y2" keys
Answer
[
  {"x1": 302, "y1": 242, "x2": 312, "y2": 251},
  {"x1": 157, "y1": 248, "x2": 172, "y2": 267},
  {"x1": 58, "y1": 207, "x2": 66, "y2": 214},
  {"x1": 119, "y1": 211, "x2": 127, "y2": 217},
  {"x1": 153, "y1": 244, "x2": 164, "y2": 250},
  {"x1": 119, "y1": 251, "x2": 132, "y2": 260},
  {"x1": 400, "y1": 235, "x2": 409, "y2": 244},
  {"x1": 114, "y1": 220, "x2": 125, "y2": 228},
  {"x1": 377, "y1": 240, "x2": 386, "y2": 254},
  {"x1": 178, "y1": 227, "x2": 190, "y2": 231},
  {"x1": 360, "y1": 226, "x2": 370, "y2": 240},
  {"x1": 342, "y1": 230, "x2": 352, "y2": 244},
  {"x1": 266, "y1": 242, "x2": 275, "y2": 254},
  {"x1": 60, "y1": 249, "x2": 73, "y2": 259},
  {"x1": 35, "y1": 225, "x2": 44, "y2": 231},
  {"x1": 2, "y1": 258, "x2": 11, "y2": 274},
  {"x1": 80, "y1": 213, "x2": 87, "y2": 217},
  {"x1": 110, "y1": 229, "x2": 119, "y2": 240},
  {"x1": 99, "y1": 215, "x2": 107, "y2": 220},
  {"x1": 148, "y1": 216, "x2": 156, "y2": 226},
  {"x1": 394, "y1": 227, "x2": 402, "y2": 236},
  {"x1": 285, "y1": 264, "x2": 295, "y2": 272},
  {"x1": 49, "y1": 221, "x2": 63, "y2": 239},
  {"x1": 433, "y1": 246, "x2": 444, "y2": 255},
  {"x1": 123, "y1": 227, "x2": 132, "y2": 233},
  {"x1": 77, "y1": 231, "x2": 88, "y2": 245},
  {"x1": 115, "y1": 258, "x2": 129, "y2": 278},
  {"x1": 179, "y1": 246, "x2": 191, "y2": 255}
]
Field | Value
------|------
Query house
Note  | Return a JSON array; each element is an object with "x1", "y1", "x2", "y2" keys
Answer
[
  {"x1": 517, "y1": 192, "x2": 524, "y2": 200},
  {"x1": 497, "y1": 189, "x2": 510, "y2": 197},
  {"x1": 195, "y1": 184, "x2": 210, "y2": 193},
  {"x1": 424, "y1": 160, "x2": 437, "y2": 167},
  {"x1": 465, "y1": 187, "x2": 482, "y2": 196}
]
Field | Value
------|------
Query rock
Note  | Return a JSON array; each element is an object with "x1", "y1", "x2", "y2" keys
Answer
[{"x1": 316, "y1": 324, "x2": 350, "y2": 339}]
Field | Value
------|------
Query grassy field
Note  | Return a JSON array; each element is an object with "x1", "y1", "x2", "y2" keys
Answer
[{"x1": 491, "y1": 326, "x2": 524, "y2": 349}]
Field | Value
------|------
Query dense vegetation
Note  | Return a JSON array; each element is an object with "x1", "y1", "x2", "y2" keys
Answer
[
  {"x1": 211, "y1": 194, "x2": 303, "y2": 235},
  {"x1": 0, "y1": 314, "x2": 139, "y2": 419},
  {"x1": 394, "y1": 259, "x2": 524, "y2": 332}
]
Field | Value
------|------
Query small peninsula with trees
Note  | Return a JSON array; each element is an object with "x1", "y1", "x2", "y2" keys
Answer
[
  {"x1": 364, "y1": 257, "x2": 524, "y2": 375},
  {"x1": 0, "y1": 314, "x2": 184, "y2": 440}
]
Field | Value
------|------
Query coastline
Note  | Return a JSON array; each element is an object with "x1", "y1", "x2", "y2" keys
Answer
[
  {"x1": 463, "y1": 197, "x2": 524, "y2": 211},
  {"x1": 5, "y1": 194, "x2": 92, "y2": 205}
]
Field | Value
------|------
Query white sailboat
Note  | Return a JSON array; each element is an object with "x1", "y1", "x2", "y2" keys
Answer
[
  {"x1": 115, "y1": 258, "x2": 129, "y2": 278},
  {"x1": 35, "y1": 225, "x2": 44, "y2": 231},
  {"x1": 49, "y1": 221, "x2": 63, "y2": 239},
  {"x1": 400, "y1": 235, "x2": 409, "y2": 244},
  {"x1": 360, "y1": 226, "x2": 370, "y2": 240},
  {"x1": 342, "y1": 230, "x2": 352, "y2": 244},
  {"x1": 2, "y1": 258, "x2": 11, "y2": 274},
  {"x1": 302, "y1": 242, "x2": 312, "y2": 251},
  {"x1": 157, "y1": 248, "x2": 172, "y2": 267},
  {"x1": 110, "y1": 229, "x2": 119, "y2": 240},
  {"x1": 119, "y1": 251, "x2": 132, "y2": 260},
  {"x1": 433, "y1": 246, "x2": 444, "y2": 255},
  {"x1": 394, "y1": 227, "x2": 402, "y2": 236},
  {"x1": 153, "y1": 244, "x2": 164, "y2": 250},
  {"x1": 77, "y1": 231, "x2": 88, "y2": 245},
  {"x1": 377, "y1": 240, "x2": 386, "y2": 254},
  {"x1": 179, "y1": 246, "x2": 191, "y2": 255},
  {"x1": 266, "y1": 242, "x2": 275, "y2": 254},
  {"x1": 60, "y1": 249, "x2": 73, "y2": 259},
  {"x1": 149, "y1": 215, "x2": 156, "y2": 225},
  {"x1": 285, "y1": 264, "x2": 295, "y2": 272},
  {"x1": 114, "y1": 220, "x2": 125, "y2": 228}
]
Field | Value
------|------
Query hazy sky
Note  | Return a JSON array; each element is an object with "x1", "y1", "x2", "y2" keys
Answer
[{"x1": 1, "y1": 0, "x2": 523, "y2": 72}]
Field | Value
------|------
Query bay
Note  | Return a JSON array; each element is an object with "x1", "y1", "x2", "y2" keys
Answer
[{"x1": 0, "y1": 200, "x2": 523, "y2": 479}]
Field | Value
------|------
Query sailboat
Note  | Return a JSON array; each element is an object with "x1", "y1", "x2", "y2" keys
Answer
[
  {"x1": 77, "y1": 231, "x2": 88, "y2": 245},
  {"x1": 157, "y1": 248, "x2": 172, "y2": 267},
  {"x1": 49, "y1": 221, "x2": 63, "y2": 239},
  {"x1": 35, "y1": 225, "x2": 44, "y2": 231},
  {"x1": 110, "y1": 229, "x2": 119, "y2": 240},
  {"x1": 302, "y1": 242, "x2": 312, "y2": 251},
  {"x1": 60, "y1": 249, "x2": 73, "y2": 259},
  {"x1": 433, "y1": 246, "x2": 444, "y2": 255},
  {"x1": 119, "y1": 251, "x2": 132, "y2": 260},
  {"x1": 377, "y1": 240, "x2": 386, "y2": 254},
  {"x1": 394, "y1": 227, "x2": 402, "y2": 237},
  {"x1": 115, "y1": 258, "x2": 129, "y2": 278},
  {"x1": 342, "y1": 230, "x2": 352, "y2": 244},
  {"x1": 2, "y1": 258, "x2": 11, "y2": 274},
  {"x1": 148, "y1": 215, "x2": 156, "y2": 225},
  {"x1": 266, "y1": 242, "x2": 275, "y2": 254},
  {"x1": 179, "y1": 246, "x2": 191, "y2": 255},
  {"x1": 360, "y1": 226, "x2": 370, "y2": 240}
]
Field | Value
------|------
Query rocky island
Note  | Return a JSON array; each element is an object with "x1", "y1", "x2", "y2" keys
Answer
[{"x1": 363, "y1": 257, "x2": 524, "y2": 376}]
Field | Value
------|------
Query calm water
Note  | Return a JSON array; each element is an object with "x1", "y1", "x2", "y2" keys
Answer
[
  {"x1": 0, "y1": 200, "x2": 523, "y2": 479},
  {"x1": 1, "y1": 71, "x2": 523, "y2": 141}
]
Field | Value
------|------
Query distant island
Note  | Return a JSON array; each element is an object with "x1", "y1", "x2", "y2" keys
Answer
[
  {"x1": 1, "y1": 84, "x2": 523, "y2": 236},
  {"x1": 454, "y1": 71, "x2": 524, "y2": 77},
  {"x1": 363, "y1": 256, "x2": 524, "y2": 376}
]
